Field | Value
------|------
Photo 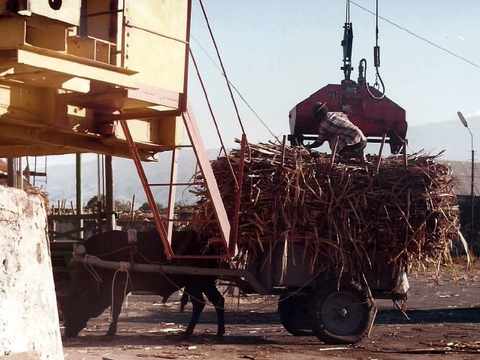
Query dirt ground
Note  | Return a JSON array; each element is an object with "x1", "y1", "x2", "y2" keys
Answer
[{"x1": 63, "y1": 262, "x2": 480, "y2": 360}]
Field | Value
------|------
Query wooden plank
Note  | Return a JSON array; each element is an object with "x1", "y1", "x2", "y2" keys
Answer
[{"x1": 75, "y1": 255, "x2": 269, "y2": 294}]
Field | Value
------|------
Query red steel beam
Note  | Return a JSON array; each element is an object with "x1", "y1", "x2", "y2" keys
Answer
[
  {"x1": 119, "y1": 120, "x2": 173, "y2": 259},
  {"x1": 182, "y1": 109, "x2": 230, "y2": 249},
  {"x1": 229, "y1": 134, "x2": 247, "y2": 256}
]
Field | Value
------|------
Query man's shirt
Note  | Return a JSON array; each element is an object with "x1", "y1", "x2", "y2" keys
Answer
[{"x1": 317, "y1": 112, "x2": 367, "y2": 151}]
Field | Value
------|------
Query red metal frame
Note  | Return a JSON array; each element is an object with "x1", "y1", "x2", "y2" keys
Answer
[
  {"x1": 119, "y1": 119, "x2": 173, "y2": 259},
  {"x1": 166, "y1": 147, "x2": 177, "y2": 244},
  {"x1": 181, "y1": 109, "x2": 231, "y2": 250},
  {"x1": 290, "y1": 81, "x2": 407, "y2": 152},
  {"x1": 229, "y1": 134, "x2": 247, "y2": 256},
  {"x1": 115, "y1": 0, "x2": 234, "y2": 261},
  {"x1": 119, "y1": 108, "x2": 232, "y2": 261}
]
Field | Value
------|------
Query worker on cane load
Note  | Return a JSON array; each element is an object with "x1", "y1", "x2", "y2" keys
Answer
[{"x1": 306, "y1": 102, "x2": 367, "y2": 161}]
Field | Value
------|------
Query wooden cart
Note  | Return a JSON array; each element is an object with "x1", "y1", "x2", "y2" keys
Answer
[{"x1": 74, "y1": 235, "x2": 406, "y2": 344}]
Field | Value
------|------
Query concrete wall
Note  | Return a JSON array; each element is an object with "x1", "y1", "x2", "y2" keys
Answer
[{"x1": 0, "y1": 187, "x2": 63, "y2": 360}]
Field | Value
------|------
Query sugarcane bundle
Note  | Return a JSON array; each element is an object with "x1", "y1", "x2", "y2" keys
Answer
[{"x1": 192, "y1": 141, "x2": 459, "y2": 278}]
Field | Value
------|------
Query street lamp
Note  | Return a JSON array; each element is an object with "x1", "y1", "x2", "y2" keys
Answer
[{"x1": 457, "y1": 111, "x2": 475, "y2": 240}]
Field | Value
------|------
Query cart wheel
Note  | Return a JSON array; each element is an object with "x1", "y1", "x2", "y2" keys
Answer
[
  {"x1": 278, "y1": 293, "x2": 314, "y2": 336},
  {"x1": 313, "y1": 287, "x2": 375, "y2": 344}
]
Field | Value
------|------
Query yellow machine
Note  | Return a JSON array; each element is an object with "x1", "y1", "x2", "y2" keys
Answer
[
  {"x1": 0, "y1": 0, "x2": 230, "y2": 250},
  {"x1": 0, "y1": 0, "x2": 191, "y2": 159}
]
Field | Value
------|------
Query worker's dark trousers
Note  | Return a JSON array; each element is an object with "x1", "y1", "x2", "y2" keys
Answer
[{"x1": 338, "y1": 140, "x2": 367, "y2": 159}]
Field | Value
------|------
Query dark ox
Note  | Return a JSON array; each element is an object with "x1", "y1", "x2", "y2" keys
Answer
[{"x1": 63, "y1": 230, "x2": 225, "y2": 338}]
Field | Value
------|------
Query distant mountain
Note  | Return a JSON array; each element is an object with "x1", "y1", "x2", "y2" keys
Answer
[
  {"x1": 45, "y1": 149, "x2": 219, "y2": 207},
  {"x1": 407, "y1": 118, "x2": 480, "y2": 161},
  {"x1": 443, "y1": 160, "x2": 480, "y2": 196},
  {"x1": 44, "y1": 118, "x2": 480, "y2": 205}
]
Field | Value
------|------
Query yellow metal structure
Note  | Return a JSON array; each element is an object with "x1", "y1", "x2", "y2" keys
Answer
[{"x1": 0, "y1": 0, "x2": 191, "y2": 159}]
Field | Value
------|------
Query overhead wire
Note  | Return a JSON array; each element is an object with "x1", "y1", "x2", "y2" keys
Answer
[
  {"x1": 197, "y1": 0, "x2": 247, "y2": 137},
  {"x1": 346, "y1": 0, "x2": 351, "y2": 23},
  {"x1": 190, "y1": 35, "x2": 281, "y2": 143},
  {"x1": 349, "y1": 0, "x2": 480, "y2": 71},
  {"x1": 365, "y1": 0, "x2": 385, "y2": 100},
  {"x1": 189, "y1": 48, "x2": 239, "y2": 190}
]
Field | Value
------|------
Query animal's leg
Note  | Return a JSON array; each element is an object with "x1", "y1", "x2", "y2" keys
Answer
[
  {"x1": 204, "y1": 281, "x2": 225, "y2": 337},
  {"x1": 106, "y1": 272, "x2": 128, "y2": 336},
  {"x1": 180, "y1": 290, "x2": 189, "y2": 313},
  {"x1": 184, "y1": 286, "x2": 205, "y2": 336}
]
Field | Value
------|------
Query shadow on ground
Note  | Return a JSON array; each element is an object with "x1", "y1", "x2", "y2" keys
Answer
[
  {"x1": 377, "y1": 307, "x2": 480, "y2": 324},
  {"x1": 63, "y1": 307, "x2": 480, "y2": 348},
  {"x1": 122, "y1": 307, "x2": 480, "y2": 325},
  {"x1": 63, "y1": 333, "x2": 293, "y2": 348}
]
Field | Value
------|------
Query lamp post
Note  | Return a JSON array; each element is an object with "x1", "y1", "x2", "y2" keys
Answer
[{"x1": 457, "y1": 111, "x2": 475, "y2": 240}]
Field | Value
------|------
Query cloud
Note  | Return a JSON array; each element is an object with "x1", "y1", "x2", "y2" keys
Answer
[{"x1": 457, "y1": 35, "x2": 466, "y2": 41}]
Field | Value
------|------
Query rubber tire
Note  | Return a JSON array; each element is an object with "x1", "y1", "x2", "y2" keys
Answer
[
  {"x1": 278, "y1": 293, "x2": 314, "y2": 336},
  {"x1": 312, "y1": 287, "x2": 376, "y2": 344}
]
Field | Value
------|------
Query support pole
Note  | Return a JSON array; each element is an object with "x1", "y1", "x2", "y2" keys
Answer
[
  {"x1": 166, "y1": 148, "x2": 178, "y2": 244},
  {"x1": 471, "y1": 148, "x2": 475, "y2": 242},
  {"x1": 330, "y1": 136, "x2": 339, "y2": 168},
  {"x1": 105, "y1": 155, "x2": 114, "y2": 230},
  {"x1": 7, "y1": 158, "x2": 14, "y2": 187},
  {"x1": 75, "y1": 153, "x2": 83, "y2": 240},
  {"x1": 375, "y1": 133, "x2": 387, "y2": 174},
  {"x1": 119, "y1": 120, "x2": 173, "y2": 259},
  {"x1": 230, "y1": 134, "x2": 247, "y2": 256},
  {"x1": 16, "y1": 158, "x2": 23, "y2": 189},
  {"x1": 281, "y1": 135, "x2": 287, "y2": 166},
  {"x1": 79, "y1": 0, "x2": 88, "y2": 37}
]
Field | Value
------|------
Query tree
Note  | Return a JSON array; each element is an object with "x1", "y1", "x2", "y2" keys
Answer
[
  {"x1": 85, "y1": 195, "x2": 105, "y2": 212},
  {"x1": 138, "y1": 201, "x2": 165, "y2": 212},
  {"x1": 114, "y1": 199, "x2": 132, "y2": 212}
]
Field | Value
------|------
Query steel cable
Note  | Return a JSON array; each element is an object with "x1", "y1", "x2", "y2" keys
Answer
[{"x1": 349, "y1": 0, "x2": 480, "y2": 70}]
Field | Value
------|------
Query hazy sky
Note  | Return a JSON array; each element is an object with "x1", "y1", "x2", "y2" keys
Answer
[
  {"x1": 40, "y1": 0, "x2": 480, "y2": 199},
  {"x1": 188, "y1": 0, "x2": 480, "y2": 148},
  {"x1": 45, "y1": 0, "x2": 480, "y2": 169}
]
